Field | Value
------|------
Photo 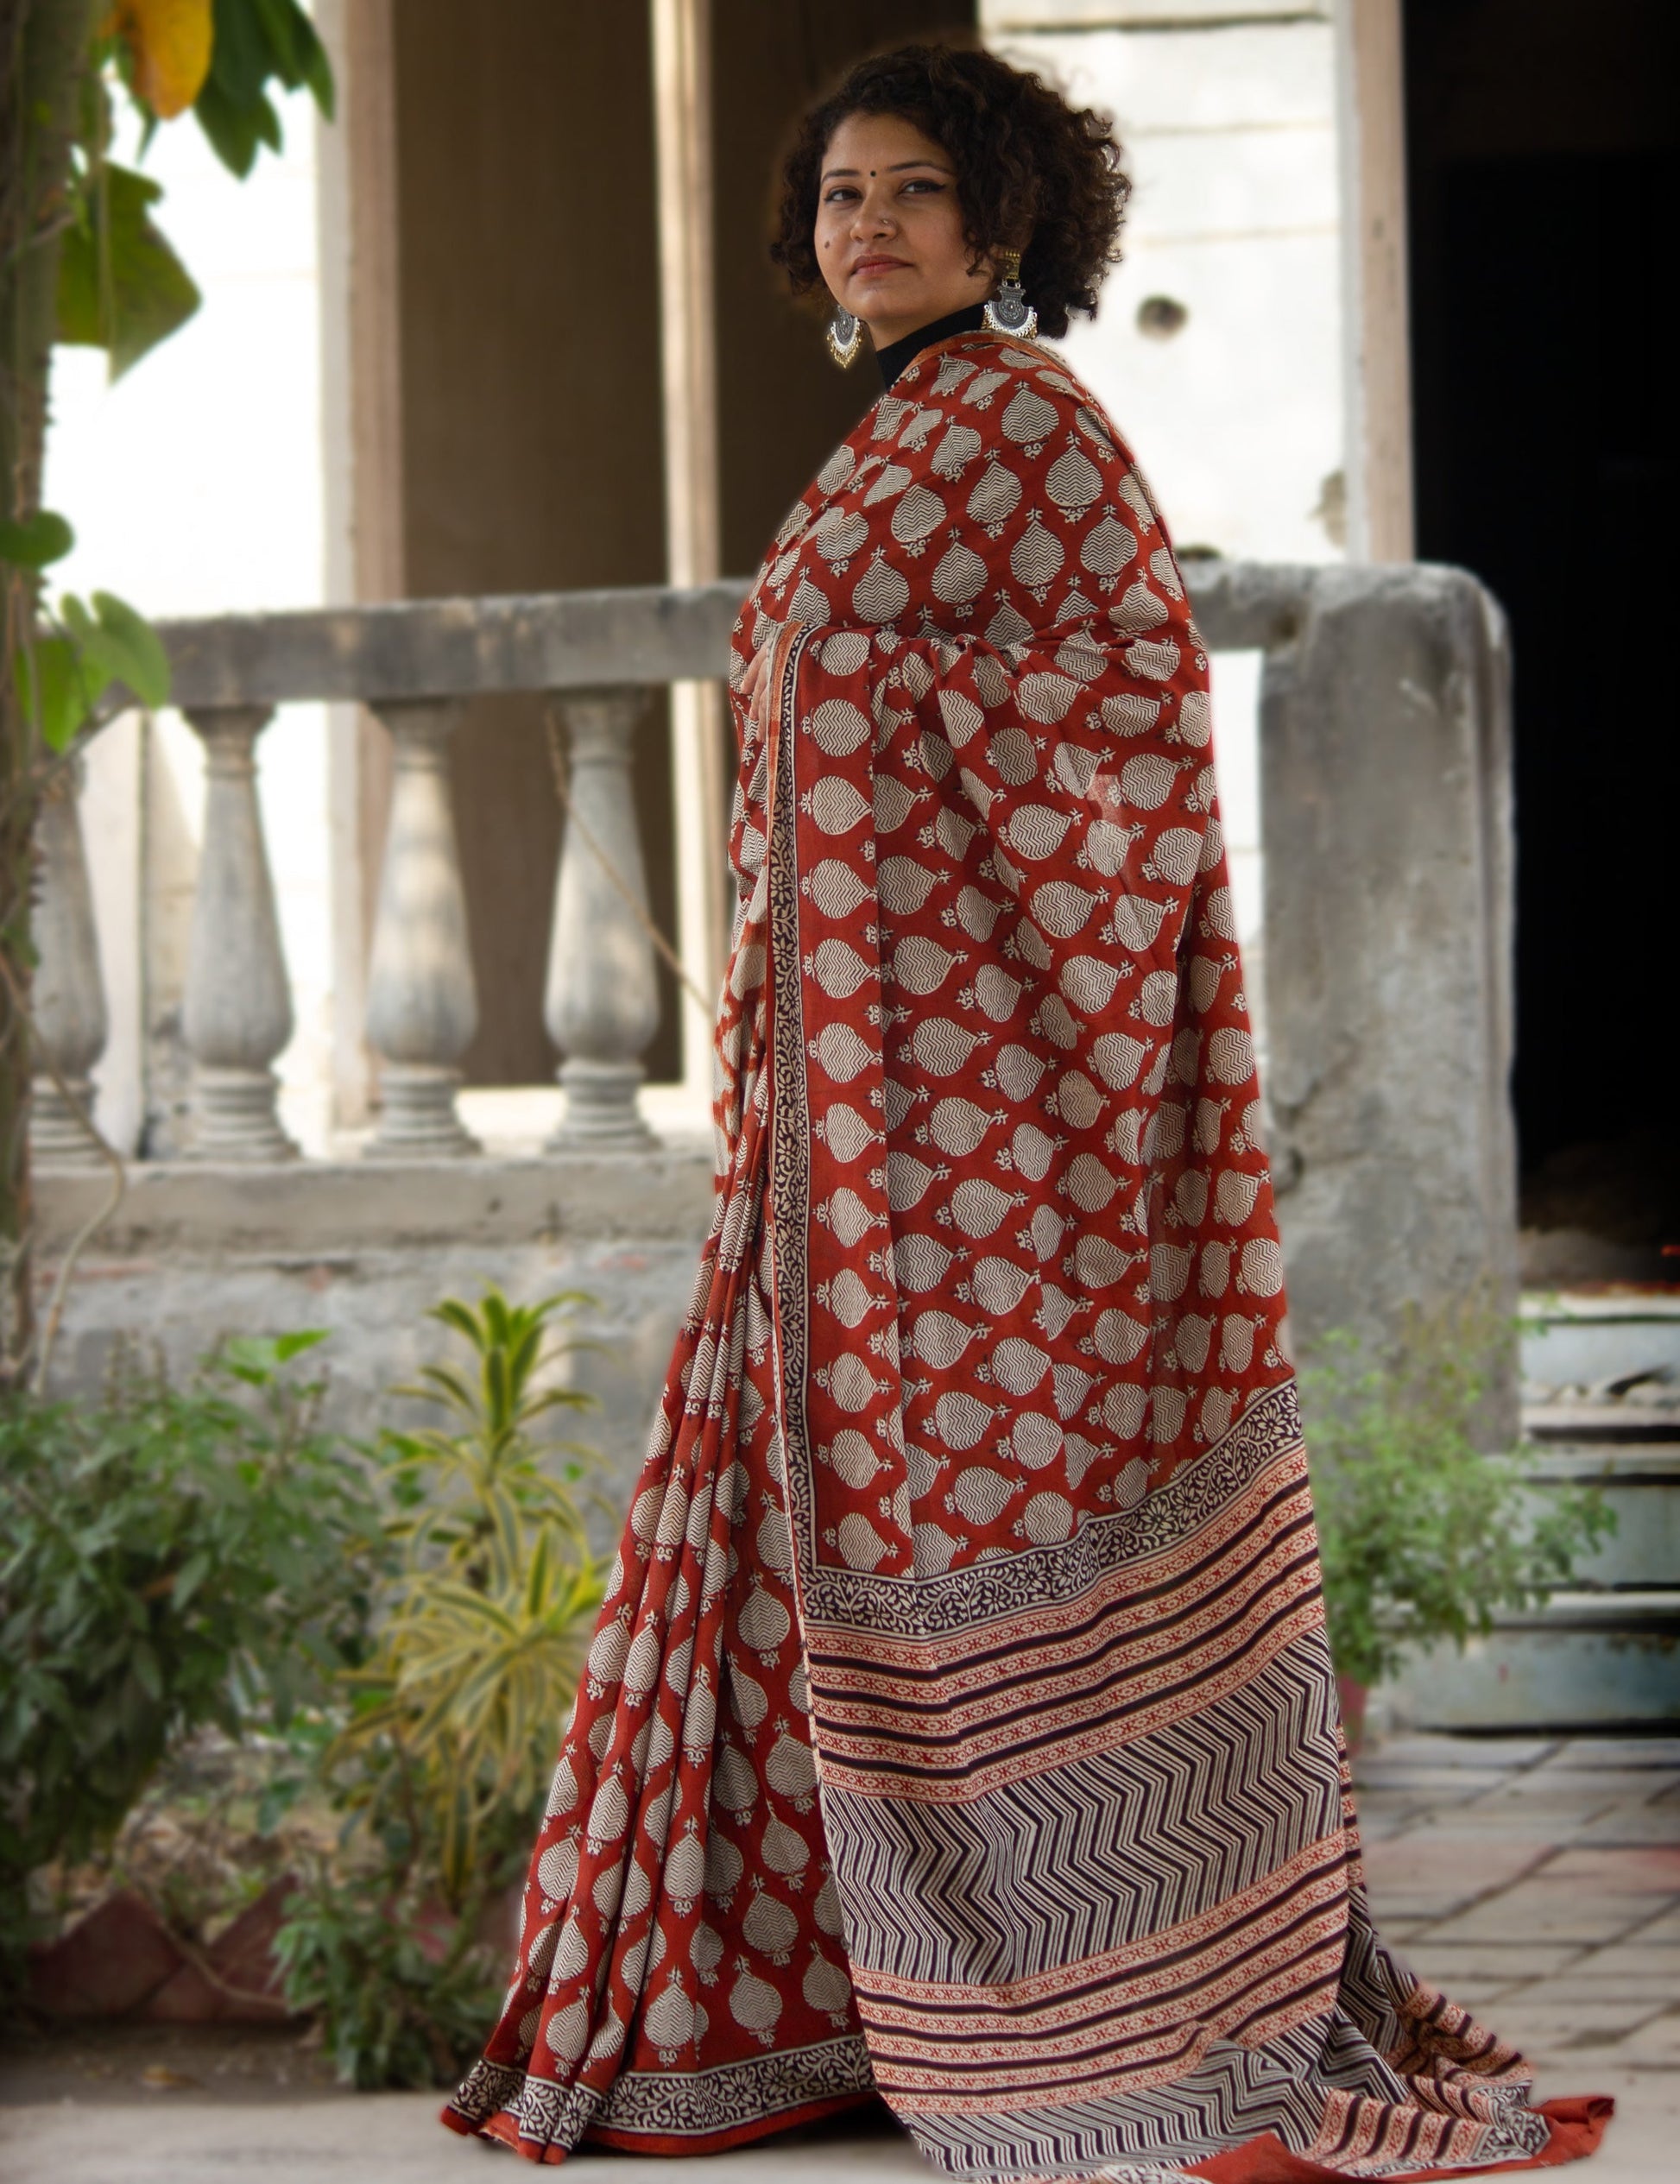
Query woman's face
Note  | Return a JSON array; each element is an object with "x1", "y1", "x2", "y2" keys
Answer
[{"x1": 813, "y1": 110, "x2": 994, "y2": 350}]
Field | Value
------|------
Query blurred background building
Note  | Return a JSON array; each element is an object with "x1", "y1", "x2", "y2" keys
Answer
[
  {"x1": 48, "y1": 0, "x2": 1677, "y2": 1286},
  {"x1": 34, "y1": 0, "x2": 1677, "y2": 1731}
]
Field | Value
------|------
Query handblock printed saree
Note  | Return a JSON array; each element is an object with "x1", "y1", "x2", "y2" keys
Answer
[{"x1": 446, "y1": 332, "x2": 1607, "y2": 2179}]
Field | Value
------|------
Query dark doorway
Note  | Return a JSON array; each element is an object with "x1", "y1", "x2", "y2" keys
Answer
[{"x1": 1405, "y1": 0, "x2": 1680, "y2": 1280}]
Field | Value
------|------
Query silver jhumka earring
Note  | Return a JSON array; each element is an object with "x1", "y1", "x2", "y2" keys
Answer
[
  {"x1": 825, "y1": 306, "x2": 863, "y2": 368},
  {"x1": 983, "y1": 249, "x2": 1038, "y2": 340}
]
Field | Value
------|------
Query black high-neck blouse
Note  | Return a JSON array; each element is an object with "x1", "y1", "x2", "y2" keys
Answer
[{"x1": 874, "y1": 303, "x2": 987, "y2": 391}]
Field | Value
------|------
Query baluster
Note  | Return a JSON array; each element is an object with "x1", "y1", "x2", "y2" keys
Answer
[
  {"x1": 363, "y1": 698, "x2": 480, "y2": 1157},
  {"x1": 181, "y1": 706, "x2": 299, "y2": 1160},
  {"x1": 30, "y1": 760, "x2": 110, "y2": 1164},
  {"x1": 545, "y1": 688, "x2": 659, "y2": 1151}
]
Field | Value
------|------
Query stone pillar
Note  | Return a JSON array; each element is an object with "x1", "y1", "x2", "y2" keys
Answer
[
  {"x1": 181, "y1": 706, "x2": 299, "y2": 1160},
  {"x1": 651, "y1": 0, "x2": 730, "y2": 1101},
  {"x1": 1335, "y1": 0, "x2": 1415, "y2": 561},
  {"x1": 1258, "y1": 564, "x2": 1518, "y2": 1436},
  {"x1": 545, "y1": 689, "x2": 659, "y2": 1150},
  {"x1": 30, "y1": 762, "x2": 110, "y2": 1165},
  {"x1": 363, "y1": 698, "x2": 480, "y2": 1157}
]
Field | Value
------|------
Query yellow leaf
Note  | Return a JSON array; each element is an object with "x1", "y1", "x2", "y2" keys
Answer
[{"x1": 108, "y1": 0, "x2": 213, "y2": 119}]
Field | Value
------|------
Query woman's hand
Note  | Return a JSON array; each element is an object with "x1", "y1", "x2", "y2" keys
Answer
[{"x1": 737, "y1": 640, "x2": 772, "y2": 745}]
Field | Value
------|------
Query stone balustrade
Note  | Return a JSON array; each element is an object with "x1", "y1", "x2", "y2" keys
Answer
[
  {"x1": 30, "y1": 761, "x2": 108, "y2": 1166},
  {"x1": 28, "y1": 565, "x2": 1518, "y2": 1412}
]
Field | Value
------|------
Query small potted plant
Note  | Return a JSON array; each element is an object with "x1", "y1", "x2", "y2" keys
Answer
[{"x1": 1302, "y1": 1297, "x2": 1614, "y2": 1749}]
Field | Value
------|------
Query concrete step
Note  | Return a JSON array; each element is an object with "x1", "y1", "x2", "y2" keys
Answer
[
  {"x1": 1521, "y1": 1447, "x2": 1680, "y2": 1592},
  {"x1": 1385, "y1": 1607, "x2": 1680, "y2": 1733},
  {"x1": 1521, "y1": 1291, "x2": 1680, "y2": 1431},
  {"x1": 1385, "y1": 1295, "x2": 1680, "y2": 1730}
]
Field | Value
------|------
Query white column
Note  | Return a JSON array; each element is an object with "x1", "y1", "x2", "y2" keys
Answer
[
  {"x1": 181, "y1": 706, "x2": 299, "y2": 1160},
  {"x1": 651, "y1": 0, "x2": 729, "y2": 1098},
  {"x1": 1336, "y1": 0, "x2": 1415, "y2": 560},
  {"x1": 545, "y1": 690, "x2": 659, "y2": 1151},
  {"x1": 363, "y1": 697, "x2": 480, "y2": 1158},
  {"x1": 30, "y1": 763, "x2": 110, "y2": 1165},
  {"x1": 315, "y1": 0, "x2": 407, "y2": 1134}
]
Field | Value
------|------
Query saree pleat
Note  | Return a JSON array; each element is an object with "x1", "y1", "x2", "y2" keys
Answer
[{"x1": 445, "y1": 332, "x2": 1607, "y2": 2180}]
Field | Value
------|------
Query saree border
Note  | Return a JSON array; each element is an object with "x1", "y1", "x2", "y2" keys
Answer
[
  {"x1": 450, "y1": 2034, "x2": 875, "y2": 2152},
  {"x1": 762, "y1": 614, "x2": 1310, "y2": 1643}
]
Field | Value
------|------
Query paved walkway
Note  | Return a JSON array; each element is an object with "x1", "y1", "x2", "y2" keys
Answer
[{"x1": 3, "y1": 1734, "x2": 1676, "y2": 2183}]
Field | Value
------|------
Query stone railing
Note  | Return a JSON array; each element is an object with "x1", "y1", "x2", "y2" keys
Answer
[
  {"x1": 31, "y1": 564, "x2": 1515, "y2": 1383},
  {"x1": 37, "y1": 584, "x2": 742, "y2": 1166}
]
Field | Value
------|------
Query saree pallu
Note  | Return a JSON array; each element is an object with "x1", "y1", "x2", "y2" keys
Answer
[{"x1": 445, "y1": 332, "x2": 1607, "y2": 2180}]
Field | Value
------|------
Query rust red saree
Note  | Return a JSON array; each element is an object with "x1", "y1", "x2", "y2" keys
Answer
[{"x1": 444, "y1": 331, "x2": 1607, "y2": 2179}]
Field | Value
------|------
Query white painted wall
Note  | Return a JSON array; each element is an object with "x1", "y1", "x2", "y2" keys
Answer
[
  {"x1": 43, "y1": 88, "x2": 335, "y2": 1153},
  {"x1": 981, "y1": 1, "x2": 1348, "y2": 1039},
  {"x1": 981, "y1": 2, "x2": 1345, "y2": 563}
]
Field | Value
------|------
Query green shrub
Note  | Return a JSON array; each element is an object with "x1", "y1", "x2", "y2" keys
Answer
[
  {"x1": 270, "y1": 1874, "x2": 502, "y2": 2092},
  {"x1": 1304, "y1": 1301, "x2": 1616, "y2": 1691},
  {"x1": 1, "y1": 1291, "x2": 608, "y2": 2083},
  {"x1": 275, "y1": 1286, "x2": 608, "y2": 2086},
  {"x1": 0, "y1": 1335, "x2": 382, "y2": 1981}
]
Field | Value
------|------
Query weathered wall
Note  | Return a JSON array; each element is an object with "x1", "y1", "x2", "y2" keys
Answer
[
  {"x1": 37, "y1": 1155, "x2": 716, "y2": 1512},
  {"x1": 1259, "y1": 563, "x2": 1517, "y2": 1430},
  {"x1": 980, "y1": 0, "x2": 1345, "y2": 568}
]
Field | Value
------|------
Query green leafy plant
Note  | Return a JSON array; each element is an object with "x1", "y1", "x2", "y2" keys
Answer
[
  {"x1": 0, "y1": 1289, "x2": 609, "y2": 2084},
  {"x1": 0, "y1": 1333, "x2": 381, "y2": 1981},
  {"x1": 326, "y1": 1288, "x2": 608, "y2": 1909},
  {"x1": 3, "y1": 1, "x2": 338, "y2": 1379},
  {"x1": 12, "y1": 556, "x2": 172, "y2": 754},
  {"x1": 274, "y1": 1287, "x2": 609, "y2": 2086},
  {"x1": 1304, "y1": 1300, "x2": 1616, "y2": 1692},
  {"x1": 271, "y1": 1874, "x2": 502, "y2": 2092}
]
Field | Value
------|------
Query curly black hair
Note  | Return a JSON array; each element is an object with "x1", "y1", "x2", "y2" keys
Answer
[{"x1": 769, "y1": 42, "x2": 1129, "y2": 342}]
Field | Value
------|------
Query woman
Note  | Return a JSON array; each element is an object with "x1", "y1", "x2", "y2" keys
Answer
[{"x1": 447, "y1": 45, "x2": 1607, "y2": 2179}]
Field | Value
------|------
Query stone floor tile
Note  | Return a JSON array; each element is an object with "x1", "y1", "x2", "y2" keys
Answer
[
  {"x1": 1540, "y1": 1847, "x2": 1680, "y2": 1893},
  {"x1": 1384, "y1": 1806, "x2": 1603, "y2": 1842},
  {"x1": 1549, "y1": 1739, "x2": 1680, "y2": 1771},
  {"x1": 1491, "y1": 1998, "x2": 1667, "y2": 2050},
  {"x1": 1573, "y1": 1804, "x2": 1680, "y2": 1847},
  {"x1": 1621, "y1": 2011, "x2": 1680, "y2": 2063},
  {"x1": 1427, "y1": 1979, "x2": 1517, "y2": 2008},
  {"x1": 1565, "y1": 1977, "x2": 1680, "y2": 2008},
  {"x1": 1404, "y1": 1941, "x2": 1586, "y2": 1982},
  {"x1": 1362, "y1": 1735, "x2": 1557, "y2": 1771},
  {"x1": 1424, "y1": 1886, "x2": 1656, "y2": 1946},
  {"x1": 1472, "y1": 1770, "x2": 1665, "y2": 1810},
  {"x1": 1570, "y1": 1941, "x2": 1680, "y2": 1978},
  {"x1": 1361, "y1": 1834, "x2": 1549, "y2": 1896},
  {"x1": 1354, "y1": 1767, "x2": 1513, "y2": 1801},
  {"x1": 1369, "y1": 1918, "x2": 1433, "y2": 1942},
  {"x1": 0, "y1": 2099, "x2": 932, "y2": 2184},
  {"x1": 1353, "y1": 1813, "x2": 1414, "y2": 1843},
  {"x1": 1370, "y1": 1895, "x2": 1491, "y2": 1923},
  {"x1": 1533, "y1": 2062, "x2": 1680, "y2": 2184}
]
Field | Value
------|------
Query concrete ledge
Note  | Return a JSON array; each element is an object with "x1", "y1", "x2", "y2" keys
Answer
[
  {"x1": 140, "y1": 562, "x2": 1309, "y2": 714},
  {"x1": 160, "y1": 583, "x2": 753, "y2": 709},
  {"x1": 34, "y1": 1152, "x2": 719, "y2": 1485},
  {"x1": 35, "y1": 1150, "x2": 717, "y2": 1258}
]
